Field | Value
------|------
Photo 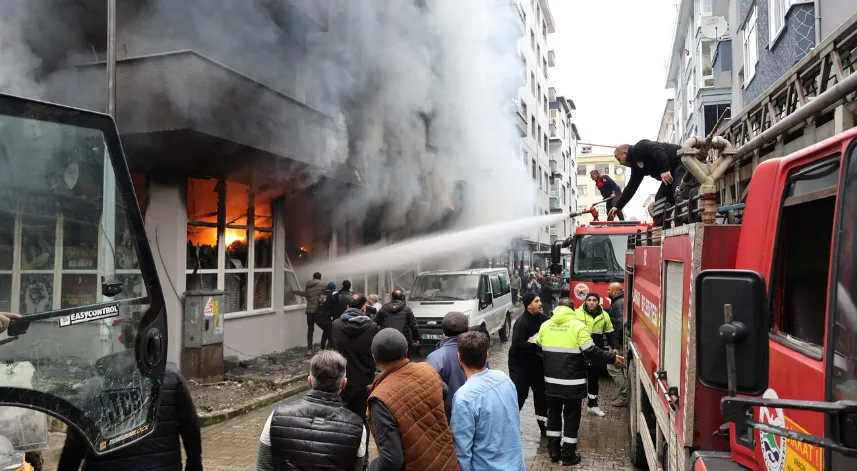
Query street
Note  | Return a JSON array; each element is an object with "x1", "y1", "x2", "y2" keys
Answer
[{"x1": 195, "y1": 333, "x2": 633, "y2": 470}]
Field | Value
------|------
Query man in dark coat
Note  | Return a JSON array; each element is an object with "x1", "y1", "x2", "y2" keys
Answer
[
  {"x1": 507, "y1": 292, "x2": 548, "y2": 437},
  {"x1": 313, "y1": 281, "x2": 337, "y2": 351},
  {"x1": 256, "y1": 350, "x2": 366, "y2": 471},
  {"x1": 607, "y1": 283, "x2": 628, "y2": 406},
  {"x1": 538, "y1": 277, "x2": 554, "y2": 317},
  {"x1": 590, "y1": 169, "x2": 624, "y2": 221},
  {"x1": 611, "y1": 139, "x2": 686, "y2": 226},
  {"x1": 333, "y1": 293, "x2": 380, "y2": 469},
  {"x1": 57, "y1": 363, "x2": 202, "y2": 471},
  {"x1": 374, "y1": 289, "x2": 420, "y2": 352}
]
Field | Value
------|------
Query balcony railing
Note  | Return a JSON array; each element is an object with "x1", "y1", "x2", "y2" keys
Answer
[
  {"x1": 549, "y1": 123, "x2": 557, "y2": 138},
  {"x1": 549, "y1": 159, "x2": 560, "y2": 175}
]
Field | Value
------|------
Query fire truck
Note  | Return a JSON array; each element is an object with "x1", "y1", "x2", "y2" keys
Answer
[
  {"x1": 618, "y1": 15, "x2": 857, "y2": 471},
  {"x1": 0, "y1": 93, "x2": 169, "y2": 468}
]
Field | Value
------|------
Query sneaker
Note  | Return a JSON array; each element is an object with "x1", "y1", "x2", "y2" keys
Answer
[
  {"x1": 588, "y1": 406, "x2": 606, "y2": 417},
  {"x1": 611, "y1": 398, "x2": 628, "y2": 407},
  {"x1": 562, "y1": 453, "x2": 582, "y2": 466}
]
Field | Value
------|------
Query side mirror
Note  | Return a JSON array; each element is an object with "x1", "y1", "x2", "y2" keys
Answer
[{"x1": 695, "y1": 269, "x2": 768, "y2": 396}]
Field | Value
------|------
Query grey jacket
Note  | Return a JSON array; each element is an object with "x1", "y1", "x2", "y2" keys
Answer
[
  {"x1": 304, "y1": 279, "x2": 326, "y2": 314},
  {"x1": 510, "y1": 276, "x2": 521, "y2": 290}
]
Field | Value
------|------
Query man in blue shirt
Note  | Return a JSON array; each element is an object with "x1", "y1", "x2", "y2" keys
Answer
[
  {"x1": 450, "y1": 332, "x2": 525, "y2": 471},
  {"x1": 590, "y1": 169, "x2": 624, "y2": 221}
]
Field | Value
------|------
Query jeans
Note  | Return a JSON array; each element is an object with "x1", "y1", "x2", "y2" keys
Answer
[
  {"x1": 606, "y1": 198, "x2": 624, "y2": 221},
  {"x1": 607, "y1": 363, "x2": 628, "y2": 402},
  {"x1": 511, "y1": 288, "x2": 519, "y2": 304},
  {"x1": 306, "y1": 313, "x2": 332, "y2": 350}
]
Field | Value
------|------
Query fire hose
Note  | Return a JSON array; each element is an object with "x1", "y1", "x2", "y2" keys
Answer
[{"x1": 568, "y1": 196, "x2": 616, "y2": 222}]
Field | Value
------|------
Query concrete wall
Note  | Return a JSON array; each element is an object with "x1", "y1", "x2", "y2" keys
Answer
[{"x1": 820, "y1": 0, "x2": 857, "y2": 40}]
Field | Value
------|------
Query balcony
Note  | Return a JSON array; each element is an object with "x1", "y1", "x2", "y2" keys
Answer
[
  {"x1": 549, "y1": 158, "x2": 561, "y2": 175},
  {"x1": 549, "y1": 86, "x2": 557, "y2": 102},
  {"x1": 497, "y1": 0, "x2": 525, "y2": 35},
  {"x1": 712, "y1": 39, "x2": 732, "y2": 89},
  {"x1": 549, "y1": 123, "x2": 557, "y2": 138},
  {"x1": 548, "y1": 50, "x2": 556, "y2": 67},
  {"x1": 515, "y1": 101, "x2": 527, "y2": 137}
]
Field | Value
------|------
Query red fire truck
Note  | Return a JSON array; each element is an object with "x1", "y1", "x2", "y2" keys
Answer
[
  {"x1": 564, "y1": 219, "x2": 650, "y2": 309},
  {"x1": 621, "y1": 99, "x2": 857, "y2": 471}
]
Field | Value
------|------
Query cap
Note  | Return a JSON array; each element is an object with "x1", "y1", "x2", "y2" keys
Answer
[
  {"x1": 442, "y1": 311, "x2": 469, "y2": 334},
  {"x1": 585, "y1": 292, "x2": 600, "y2": 301},
  {"x1": 326, "y1": 282, "x2": 336, "y2": 290},
  {"x1": 371, "y1": 328, "x2": 409, "y2": 362},
  {"x1": 522, "y1": 292, "x2": 538, "y2": 308}
]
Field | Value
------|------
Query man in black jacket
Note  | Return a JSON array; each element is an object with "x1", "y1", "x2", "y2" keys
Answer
[
  {"x1": 508, "y1": 292, "x2": 549, "y2": 437},
  {"x1": 333, "y1": 293, "x2": 380, "y2": 469},
  {"x1": 607, "y1": 283, "x2": 628, "y2": 407},
  {"x1": 590, "y1": 169, "x2": 624, "y2": 220},
  {"x1": 57, "y1": 362, "x2": 202, "y2": 471},
  {"x1": 256, "y1": 350, "x2": 366, "y2": 471},
  {"x1": 610, "y1": 139, "x2": 686, "y2": 226},
  {"x1": 374, "y1": 289, "x2": 420, "y2": 353}
]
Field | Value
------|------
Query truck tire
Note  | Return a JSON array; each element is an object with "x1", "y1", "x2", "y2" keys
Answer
[
  {"x1": 498, "y1": 312, "x2": 511, "y2": 342},
  {"x1": 627, "y1": 361, "x2": 647, "y2": 469}
]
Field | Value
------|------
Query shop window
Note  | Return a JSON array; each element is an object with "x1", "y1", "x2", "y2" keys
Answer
[{"x1": 186, "y1": 178, "x2": 275, "y2": 314}]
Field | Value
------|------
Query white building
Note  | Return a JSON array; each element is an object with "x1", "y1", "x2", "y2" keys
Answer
[
  {"x1": 512, "y1": 0, "x2": 557, "y2": 271},
  {"x1": 666, "y1": 0, "x2": 732, "y2": 143},
  {"x1": 548, "y1": 94, "x2": 581, "y2": 245}
]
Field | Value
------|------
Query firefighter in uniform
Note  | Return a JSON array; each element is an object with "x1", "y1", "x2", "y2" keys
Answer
[
  {"x1": 537, "y1": 299, "x2": 624, "y2": 465},
  {"x1": 573, "y1": 293, "x2": 619, "y2": 417}
]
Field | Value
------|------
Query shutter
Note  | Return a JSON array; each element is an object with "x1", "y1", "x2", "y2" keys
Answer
[{"x1": 663, "y1": 261, "x2": 685, "y2": 388}]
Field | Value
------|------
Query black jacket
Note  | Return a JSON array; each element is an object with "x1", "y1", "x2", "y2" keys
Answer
[
  {"x1": 609, "y1": 291, "x2": 625, "y2": 345},
  {"x1": 375, "y1": 300, "x2": 419, "y2": 344},
  {"x1": 508, "y1": 311, "x2": 547, "y2": 373},
  {"x1": 332, "y1": 309, "x2": 380, "y2": 389},
  {"x1": 314, "y1": 289, "x2": 335, "y2": 328},
  {"x1": 615, "y1": 139, "x2": 683, "y2": 209},
  {"x1": 57, "y1": 363, "x2": 202, "y2": 471},
  {"x1": 269, "y1": 389, "x2": 364, "y2": 471},
  {"x1": 325, "y1": 289, "x2": 352, "y2": 320}
]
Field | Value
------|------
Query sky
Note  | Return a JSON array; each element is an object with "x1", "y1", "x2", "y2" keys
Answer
[{"x1": 549, "y1": 0, "x2": 678, "y2": 220}]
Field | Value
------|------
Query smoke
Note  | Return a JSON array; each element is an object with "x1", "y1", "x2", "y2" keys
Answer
[{"x1": 1, "y1": 0, "x2": 536, "y2": 247}]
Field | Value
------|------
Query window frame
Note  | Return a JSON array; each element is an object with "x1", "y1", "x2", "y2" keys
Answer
[
  {"x1": 742, "y1": 4, "x2": 759, "y2": 86},
  {"x1": 186, "y1": 178, "x2": 276, "y2": 317},
  {"x1": 768, "y1": 0, "x2": 789, "y2": 46}
]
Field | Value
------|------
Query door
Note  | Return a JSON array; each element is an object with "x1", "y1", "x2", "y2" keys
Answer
[
  {"x1": 0, "y1": 95, "x2": 167, "y2": 454},
  {"x1": 478, "y1": 274, "x2": 491, "y2": 328},
  {"x1": 489, "y1": 273, "x2": 504, "y2": 331}
]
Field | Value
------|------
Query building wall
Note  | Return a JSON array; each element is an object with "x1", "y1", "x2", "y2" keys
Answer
[
  {"x1": 821, "y1": 0, "x2": 856, "y2": 39},
  {"x1": 737, "y1": 0, "x2": 815, "y2": 105}
]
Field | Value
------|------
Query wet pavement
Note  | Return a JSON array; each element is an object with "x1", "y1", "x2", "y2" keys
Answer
[{"x1": 43, "y1": 313, "x2": 635, "y2": 470}]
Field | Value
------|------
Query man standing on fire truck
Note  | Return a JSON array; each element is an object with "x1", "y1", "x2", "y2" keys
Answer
[
  {"x1": 609, "y1": 139, "x2": 684, "y2": 226},
  {"x1": 573, "y1": 293, "x2": 619, "y2": 417},
  {"x1": 537, "y1": 298, "x2": 624, "y2": 465},
  {"x1": 589, "y1": 169, "x2": 624, "y2": 221}
]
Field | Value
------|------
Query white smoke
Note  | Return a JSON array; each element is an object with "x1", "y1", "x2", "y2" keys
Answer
[{"x1": 1, "y1": 0, "x2": 536, "y2": 251}]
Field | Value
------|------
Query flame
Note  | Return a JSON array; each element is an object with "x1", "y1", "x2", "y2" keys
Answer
[{"x1": 225, "y1": 228, "x2": 246, "y2": 248}]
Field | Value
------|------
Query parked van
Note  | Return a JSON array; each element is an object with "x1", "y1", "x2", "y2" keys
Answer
[{"x1": 409, "y1": 268, "x2": 514, "y2": 352}]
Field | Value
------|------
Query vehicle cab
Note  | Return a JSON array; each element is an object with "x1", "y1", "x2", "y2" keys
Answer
[
  {"x1": 568, "y1": 221, "x2": 650, "y2": 307},
  {"x1": 409, "y1": 268, "x2": 514, "y2": 350}
]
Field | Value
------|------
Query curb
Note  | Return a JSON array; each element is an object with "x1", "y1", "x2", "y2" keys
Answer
[{"x1": 198, "y1": 380, "x2": 309, "y2": 427}]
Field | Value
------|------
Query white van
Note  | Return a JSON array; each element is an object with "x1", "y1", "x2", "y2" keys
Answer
[{"x1": 408, "y1": 268, "x2": 514, "y2": 351}]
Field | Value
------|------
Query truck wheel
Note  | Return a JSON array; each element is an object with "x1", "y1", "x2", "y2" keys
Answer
[
  {"x1": 498, "y1": 312, "x2": 511, "y2": 341},
  {"x1": 627, "y1": 361, "x2": 647, "y2": 469}
]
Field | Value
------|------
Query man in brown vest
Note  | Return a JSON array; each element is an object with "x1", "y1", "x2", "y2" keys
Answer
[{"x1": 366, "y1": 328, "x2": 459, "y2": 471}]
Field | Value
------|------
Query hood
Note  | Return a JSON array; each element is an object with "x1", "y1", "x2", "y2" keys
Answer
[
  {"x1": 341, "y1": 307, "x2": 367, "y2": 321},
  {"x1": 610, "y1": 291, "x2": 625, "y2": 301},
  {"x1": 340, "y1": 310, "x2": 374, "y2": 338},
  {"x1": 382, "y1": 300, "x2": 407, "y2": 314},
  {"x1": 551, "y1": 306, "x2": 578, "y2": 325},
  {"x1": 306, "y1": 279, "x2": 322, "y2": 288},
  {"x1": 583, "y1": 304, "x2": 604, "y2": 317}
]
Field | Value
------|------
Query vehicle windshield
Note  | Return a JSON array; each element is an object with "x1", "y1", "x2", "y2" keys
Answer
[
  {"x1": 410, "y1": 274, "x2": 479, "y2": 301},
  {"x1": 0, "y1": 95, "x2": 164, "y2": 455},
  {"x1": 571, "y1": 234, "x2": 626, "y2": 282}
]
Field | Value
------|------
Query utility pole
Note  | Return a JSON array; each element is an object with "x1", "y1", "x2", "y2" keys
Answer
[{"x1": 107, "y1": 0, "x2": 117, "y2": 118}]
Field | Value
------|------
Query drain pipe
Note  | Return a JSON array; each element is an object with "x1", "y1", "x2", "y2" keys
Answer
[{"x1": 814, "y1": 0, "x2": 822, "y2": 45}]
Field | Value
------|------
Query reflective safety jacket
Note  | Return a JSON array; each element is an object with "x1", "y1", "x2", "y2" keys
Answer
[
  {"x1": 537, "y1": 306, "x2": 617, "y2": 400},
  {"x1": 571, "y1": 305, "x2": 619, "y2": 350}
]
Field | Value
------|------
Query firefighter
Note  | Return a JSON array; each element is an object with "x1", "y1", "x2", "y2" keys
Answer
[
  {"x1": 610, "y1": 139, "x2": 685, "y2": 226},
  {"x1": 537, "y1": 298, "x2": 624, "y2": 465},
  {"x1": 589, "y1": 169, "x2": 624, "y2": 221},
  {"x1": 573, "y1": 293, "x2": 619, "y2": 417}
]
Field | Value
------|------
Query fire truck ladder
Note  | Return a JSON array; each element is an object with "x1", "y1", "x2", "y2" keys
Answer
[{"x1": 718, "y1": 11, "x2": 857, "y2": 205}]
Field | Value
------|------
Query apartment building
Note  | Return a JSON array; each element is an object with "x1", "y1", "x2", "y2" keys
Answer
[
  {"x1": 548, "y1": 94, "x2": 581, "y2": 247},
  {"x1": 575, "y1": 144, "x2": 627, "y2": 215},
  {"x1": 512, "y1": 0, "x2": 557, "y2": 271},
  {"x1": 666, "y1": 0, "x2": 733, "y2": 144}
]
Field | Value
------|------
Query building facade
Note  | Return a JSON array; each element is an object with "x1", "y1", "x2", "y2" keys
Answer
[
  {"x1": 666, "y1": 0, "x2": 733, "y2": 144},
  {"x1": 512, "y1": 0, "x2": 558, "y2": 272},
  {"x1": 548, "y1": 94, "x2": 581, "y2": 249}
]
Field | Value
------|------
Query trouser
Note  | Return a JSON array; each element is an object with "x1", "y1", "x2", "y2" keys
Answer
[
  {"x1": 546, "y1": 395, "x2": 582, "y2": 459},
  {"x1": 341, "y1": 386, "x2": 371, "y2": 469},
  {"x1": 509, "y1": 368, "x2": 548, "y2": 428},
  {"x1": 606, "y1": 198, "x2": 624, "y2": 221},
  {"x1": 653, "y1": 165, "x2": 687, "y2": 226},
  {"x1": 305, "y1": 313, "x2": 332, "y2": 350},
  {"x1": 587, "y1": 364, "x2": 600, "y2": 407},
  {"x1": 607, "y1": 363, "x2": 628, "y2": 401},
  {"x1": 512, "y1": 288, "x2": 519, "y2": 304}
]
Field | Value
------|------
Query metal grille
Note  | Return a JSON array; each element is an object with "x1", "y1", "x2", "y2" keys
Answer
[{"x1": 663, "y1": 261, "x2": 685, "y2": 389}]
